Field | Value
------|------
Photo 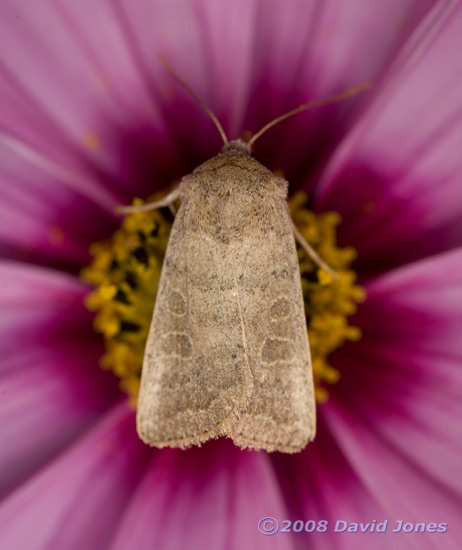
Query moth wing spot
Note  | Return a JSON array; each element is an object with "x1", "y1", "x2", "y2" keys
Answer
[
  {"x1": 269, "y1": 296, "x2": 292, "y2": 319},
  {"x1": 167, "y1": 290, "x2": 187, "y2": 315},
  {"x1": 161, "y1": 332, "x2": 193, "y2": 357},
  {"x1": 261, "y1": 337, "x2": 294, "y2": 362}
]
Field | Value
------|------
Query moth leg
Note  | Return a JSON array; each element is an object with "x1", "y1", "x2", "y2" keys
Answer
[
  {"x1": 292, "y1": 223, "x2": 338, "y2": 279},
  {"x1": 168, "y1": 202, "x2": 177, "y2": 216},
  {"x1": 116, "y1": 186, "x2": 180, "y2": 215}
]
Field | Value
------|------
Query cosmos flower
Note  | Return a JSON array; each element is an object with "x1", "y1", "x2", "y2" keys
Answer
[{"x1": 0, "y1": 1, "x2": 461, "y2": 549}]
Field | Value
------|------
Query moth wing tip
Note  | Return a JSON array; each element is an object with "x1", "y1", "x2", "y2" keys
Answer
[{"x1": 229, "y1": 433, "x2": 313, "y2": 454}]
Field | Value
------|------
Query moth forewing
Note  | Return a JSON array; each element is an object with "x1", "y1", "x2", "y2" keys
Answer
[
  {"x1": 136, "y1": 141, "x2": 315, "y2": 452},
  {"x1": 136, "y1": 191, "x2": 254, "y2": 448},
  {"x1": 226, "y1": 209, "x2": 316, "y2": 453}
]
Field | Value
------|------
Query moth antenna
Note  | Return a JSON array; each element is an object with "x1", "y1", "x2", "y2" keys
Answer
[
  {"x1": 159, "y1": 53, "x2": 229, "y2": 146},
  {"x1": 248, "y1": 82, "x2": 372, "y2": 148}
]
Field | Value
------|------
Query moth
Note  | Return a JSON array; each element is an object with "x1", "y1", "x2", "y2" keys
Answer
[{"x1": 119, "y1": 63, "x2": 369, "y2": 453}]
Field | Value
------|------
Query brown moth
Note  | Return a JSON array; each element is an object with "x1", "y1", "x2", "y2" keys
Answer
[{"x1": 119, "y1": 65, "x2": 369, "y2": 453}]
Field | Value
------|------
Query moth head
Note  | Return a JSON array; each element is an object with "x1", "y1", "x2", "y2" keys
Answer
[{"x1": 221, "y1": 139, "x2": 251, "y2": 156}]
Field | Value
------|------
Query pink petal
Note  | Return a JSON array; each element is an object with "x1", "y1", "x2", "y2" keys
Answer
[
  {"x1": 0, "y1": 138, "x2": 118, "y2": 269},
  {"x1": 0, "y1": 0, "x2": 196, "y2": 211},
  {"x1": 273, "y1": 420, "x2": 395, "y2": 550},
  {"x1": 116, "y1": 0, "x2": 440, "y2": 186},
  {"x1": 317, "y1": 1, "x2": 462, "y2": 273},
  {"x1": 0, "y1": 262, "x2": 119, "y2": 497},
  {"x1": 0, "y1": 0, "x2": 441, "y2": 220},
  {"x1": 0, "y1": 261, "x2": 94, "y2": 352},
  {"x1": 0, "y1": 339, "x2": 118, "y2": 499},
  {"x1": 0, "y1": 0, "x2": 157, "y2": 195},
  {"x1": 0, "y1": 403, "x2": 150, "y2": 550},
  {"x1": 327, "y1": 249, "x2": 462, "y2": 509},
  {"x1": 272, "y1": 248, "x2": 462, "y2": 549},
  {"x1": 354, "y1": 247, "x2": 462, "y2": 375},
  {"x1": 323, "y1": 403, "x2": 460, "y2": 550},
  {"x1": 111, "y1": 440, "x2": 292, "y2": 550},
  {"x1": 242, "y1": 0, "x2": 440, "y2": 185}
]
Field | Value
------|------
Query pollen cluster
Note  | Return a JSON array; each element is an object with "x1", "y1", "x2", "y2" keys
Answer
[
  {"x1": 289, "y1": 192, "x2": 365, "y2": 401},
  {"x1": 81, "y1": 191, "x2": 364, "y2": 405}
]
